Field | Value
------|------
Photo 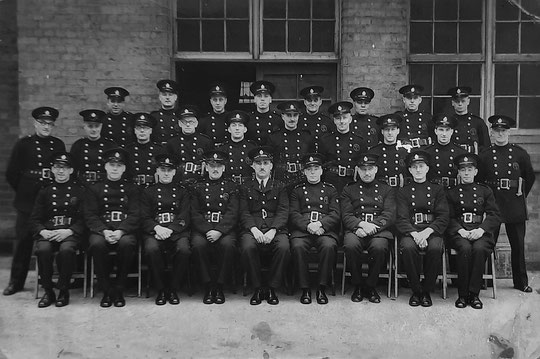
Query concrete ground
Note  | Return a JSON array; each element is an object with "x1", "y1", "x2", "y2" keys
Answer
[{"x1": 0, "y1": 256, "x2": 539, "y2": 359}]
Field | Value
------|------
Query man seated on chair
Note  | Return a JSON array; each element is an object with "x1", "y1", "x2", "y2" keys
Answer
[
  {"x1": 140, "y1": 154, "x2": 190, "y2": 306},
  {"x1": 289, "y1": 153, "x2": 340, "y2": 305},
  {"x1": 447, "y1": 153, "x2": 501, "y2": 309},
  {"x1": 341, "y1": 153, "x2": 395, "y2": 303},
  {"x1": 239, "y1": 146, "x2": 290, "y2": 305},
  {"x1": 29, "y1": 152, "x2": 85, "y2": 308},
  {"x1": 396, "y1": 150, "x2": 449, "y2": 307},
  {"x1": 84, "y1": 148, "x2": 140, "y2": 308}
]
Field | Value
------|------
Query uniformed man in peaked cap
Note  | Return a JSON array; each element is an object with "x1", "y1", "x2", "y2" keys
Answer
[
  {"x1": 198, "y1": 83, "x2": 230, "y2": 147},
  {"x1": 298, "y1": 85, "x2": 334, "y2": 148},
  {"x1": 350, "y1": 87, "x2": 380, "y2": 149},
  {"x1": 247, "y1": 80, "x2": 281, "y2": 145},
  {"x1": 102, "y1": 86, "x2": 134, "y2": 147},
  {"x1": 395, "y1": 84, "x2": 434, "y2": 149},
  {"x1": 151, "y1": 79, "x2": 181, "y2": 145}
]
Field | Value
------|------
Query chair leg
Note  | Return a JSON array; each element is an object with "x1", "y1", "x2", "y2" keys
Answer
[
  {"x1": 242, "y1": 272, "x2": 248, "y2": 297},
  {"x1": 387, "y1": 251, "x2": 392, "y2": 298},
  {"x1": 83, "y1": 251, "x2": 88, "y2": 298},
  {"x1": 394, "y1": 238, "x2": 399, "y2": 298},
  {"x1": 341, "y1": 255, "x2": 347, "y2": 296},
  {"x1": 490, "y1": 251, "x2": 497, "y2": 299},
  {"x1": 137, "y1": 244, "x2": 142, "y2": 298},
  {"x1": 442, "y1": 248, "x2": 447, "y2": 300},
  {"x1": 90, "y1": 257, "x2": 94, "y2": 298},
  {"x1": 34, "y1": 256, "x2": 39, "y2": 299}
]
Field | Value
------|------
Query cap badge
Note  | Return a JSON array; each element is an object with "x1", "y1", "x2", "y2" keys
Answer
[
  {"x1": 456, "y1": 88, "x2": 461, "y2": 94},
  {"x1": 141, "y1": 115, "x2": 145, "y2": 119},
  {"x1": 414, "y1": 154, "x2": 420, "y2": 160},
  {"x1": 309, "y1": 156, "x2": 314, "y2": 161},
  {"x1": 60, "y1": 155, "x2": 67, "y2": 160},
  {"x1": 114, "y1": 152, "x2": 120, "y2": 158},
  {"x1": 464, "y1": 157, "x2": 468, "y2": 162},
  {"x1": 498, "y1": 118, "x2": 503, "y2": 123},
  {"x1": 165, "y1": 83, "x2": 171, "y2": 89},
  {"x1": 44, "y1": 110, "x2": 50, "y2": 116},
  {"x1": 235, "y1": 113, "x2": 241, "y2": 119},
  {"x1": 114, "y1": 90, "x2": 120, "y2": 96},
  {"x1": 261, "y1": 84, "x2": 266, "y2": 89},
  {"x1": 259, "y1": 150, "x2": 264, "y2": 155},
  {"x1": 362, "y1": 91, "x2": 366, "y2": 96},
  {"x1": 216, "y1": 86, "x2": 220, "y2": 91},
  {"x1": 309, "y1": 89, "x2": 315, "y2": 94},
  {"x1": 411, "y1": 87, "x2": 415, "y2": 92},
  {"x1": 337, "y1": 106, "x2": 342, "y2": 111},
  {"x1": 165, "y1": 158, "x2": 170, "y2": 164},
  {"x1": 91, "y1": 112, "x2": 96, "y2": 118},
  {"x1": 289, "y1": 104, "x2": 294, "y2": 109},
  {"x1": 364, "y1": 156, "x2": 368, "y2": 162},
  {"x1": 213, "y1": 153, "x2": 218, "y2": 159}
]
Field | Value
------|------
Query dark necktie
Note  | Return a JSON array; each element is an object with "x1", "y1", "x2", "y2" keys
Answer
[{"x1": 259, "y1": 180, "x2": 265, "y2": 191}]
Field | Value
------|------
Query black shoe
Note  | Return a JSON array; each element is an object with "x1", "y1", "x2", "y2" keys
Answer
[
  {"x1": 250, "y1": 288, "x2": 265, "y2": 305},
  {"x1": 351, "y1": 286, "x2": 363, "y2": 302},
  {"x1": 214, "y1": 288, "x2": 225, "y2": 304},
  {"x1": 155, "y1": 290, "x2": 167, "y2": 306},
  {"x1": 365, "y1": 288, "x2": 381, "y2": 304},
  {"x1": 55, "y1": 290, "x2": 70, "y2": 307},
  {"x1": 100, "y1": 292, "x2": 113, "y2": 308},
  {"x1": 420, "y1": 292, "x2": 432, "y2": 307},
  {"x1": 114, "y1": 292, "x2": 126, "y2": 307},
  {"x1": 455, "y1": 296, "x2": 467, "y2": 308},
  {"x1": 3, "y1": 283, "x2": 22, "y2": 296},
  {"x1": 168, "y1": 291, "x2": 180, "y2": 305},
  {"x1": 203, "y1": 287, "x2": 214, "y2": 304},
  {"x1": 316, "y1": 288, "x2": 328, "y2": 305},
  {"x1": 409, "y1": 292, "x2": 421, "y2": 307},
  {"x1": 38, "y1": 290, "x2": 56, "y2": 308},
  {"x1": 300, "y1": 289, "x2": 311, "y2": 304},
  {"x1": 515, "y1": 285, "x2": 533, "y2": 293},
  {"x1": 468, "y1": 294, "x2": 483, "y2": 309},
  {"x1": 267, "y1": 288, "x2": 279, "y2": 305}
]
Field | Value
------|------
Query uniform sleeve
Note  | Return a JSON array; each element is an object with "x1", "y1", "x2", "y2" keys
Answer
[
  {"x1": 118, "y1": 185, "x2": 141, "y2": 233},
  {"x1": 69, "y1": 140, "x2": 82, "y2": 175},
  {"x1": 239, "y1": 187, "x2": 257, "y2": 231},
  {"x1": 446, "y1": 191, "x2": 463, "y2": 236},
  {"x1": 320, "y1": 187, "x2": 340, "y2": 231},
  {"x1": 374, "y1": 187, "x2": 396, "y2": 232},
  {"x1": 289, "y1": 188, "x2": 309, "y2": 231},
  {"x1": 520, "y1": 149, "x2": 536, "y2": 197},
  {"x1": 140, "y1": 189, "x2": 158, "y2": 234},
  {"x1": 190, "y1": 189, "x2": 212, "y2": 234},
  {"x1": 269, "y1": 187, "x2": 290, "y2": 230},
  {"x1": 215, "y1": 189, "x2": 239, "y2": 234},
  {"x1": 340, "y1": 186, "x2": 361, "y2": 231},
  {"x1": 84, "y1": 185, "x2": 107, "y2": 233},
  {"x1": 6, "y1": 139, "x2": 23, "y2": 191},
  {"x1": 476, "y1": 119, "x2": 491, "y2": 152},
  {"x1": 428, "y1": 186, "x2": 449, "y2": 235},
  {"x1": 68, "y1": 186, "x2": 87, "y2": 236},
  {"x1": 395, "y1": 188, "x2": 416, "y2": 235},
  {"x1": 169, "y1": 187, "x2": 190, "y2": 233},
  {"x1": 480, "y1": 187, "x2": 501, "y2": 235},
  {"x1": 28, "y1": 188, "x2": 47, "y2": 235}
]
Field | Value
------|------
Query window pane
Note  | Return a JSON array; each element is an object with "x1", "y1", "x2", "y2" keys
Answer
[
  {"x1": 288, "y1": 20, "x2": 310, "y2": 52},
  {"x1": 496, "y1": 23, "x2": 519, "y2": 53},
  {"x1": 312, "y1": 21, "x2": 335, "y2": 52},
  {"x1": 202, "y1": 0, "x2": 224, "y2": 17},
  {"x1": 458, "y1": 64, "x2": 481, "y2": 93},
  {"x1": 519, "y1": 98, "x2": 540, "y2": 129},
  {"x1": 411, "y1": 0, "x2": 433, "y2": 20},
  {"x1": 469, "y1": 97, "x2": 480, "y2": 115},
  {"x1": 459, "y1": 0, "x2": 482, "y2": 20},
  {"x1": 226, "y1": 20, "x2": 249, "y2": 52},
  {"x1": 435, "y1": 0, "x2": 458, "y2": 20},
  {"x1": 178, "y1": 20, "x2": 200, "y2": 51},
  {"x1": 202, "y1": 20, "x2": 224, "y2": 51},
  {"x1": 495, "y1": 65, "x2": 517, "y2": 95},
  {"x1": 521, "y1": 22, "x2": 540, "y2": 53},
  {"x1": 494, "y1": 97, "x2": 517, "y2": 118},
  {"x1": 520, "y1": 64, "x2": 540, "y2": 95},
  {"x1": 226, "y1": 0, "x2": 249, "y2": 18},
  {"x1": 178, "y1": 0, "x2": 199, "y2": 18},
  {"x1": 299, "y1": 74, "x2": 334, "y2": 99},
  {"x1": 264, "y1": 0, "x2": 286, "y2": 18},
  {"x1": 422, "y1": 97, "x2": 432, "y2": 113},
  {"x1": 434, "y1": 64, "x2": 457, "y2": 95},
  {"x1": 433, "y1": 97, "x2": 450, "y2": 115},
  {"x1": 289, "y1": 0, "x2": 310, "y2": 19},
  {"x1": 263, "y1": 20, "x2": 286, "y2": 51},
  {"x1": 265, "y1": 74, "x2": 297, "y2": 99},
  {"x1": 459, "y1": 22, "x2": 482, "y2": 53},
  {"x1": 410, "y1": 22, "x2": 433, "y2": 53},
  {"x1": 496, "y1": 0, "x2": 519, "y2": 20},
  {"x1": 410, "y1": 64, "x2": 433, "y2": 94},
  {"x1": 434, "y1": 22, "x2": 457, "y2": 53},
  {"x1": 313, "y1": 0, "x2": 335, "y2": 19}
]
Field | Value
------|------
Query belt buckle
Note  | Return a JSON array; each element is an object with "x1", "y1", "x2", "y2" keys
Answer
[
  {"x1": 111, "y1": 211, "x2": 122, "y2": 222},
  {"x1": 310, "y1": 211, "x2": 320, "y2": 222},
  {"x1": 338, "y1": 165, "x2": 347, "y2": 177},
  {"x1": 42, "y1": 168, "x2": 51, "y2": 179},
  {"x1": 287, "y1": 162, "x2": 298, "y2": 173},
  {"x1": 86, "y1": 171, "x2": 97, "y2": 181},
  {"x1": 210, "y1": 212, "x2": 220, "y2": 223},
  {"x1": 160, "y1": 213, "x2": 172, "y2": 223},
  {"x1": 500, "y1": 178, "x2": 510, "y2": 190},
  {"x1": 53, "y1": 215, "x2": 65, "y2": 226},
  {"x1": 463, "y1": 213, "x2": 473, "y2": 223},
  {"x1": 232, "y1": 175, "x2": 242, "y2": 183},
  {"x1": 137, "y1": 174, "x2": 146, "y2": 184},
  {"x1": 388, "y1": 176, "x2": 398, "y2": 187},
  {"x1": 261, "y1": 209, "x2": 267, "y2": 219},
  {"x1": 441, "y1": 177, "x2": 450, "y2": 187},
  {"x1": 411, "y1": 138, "x2": 420, "y2": 148},
  {"x1": 459, "y1": 144, "x2": 468, "y2": 151},
  {"x1": 364, "y1": 213, "x2": 374, "y2": 222},
  {"x1": 414, "y1": 213, "x2": 424, "y2": 224},
  {"x1": 185, "y1": 162, "x2": 194, "y2": 173}
]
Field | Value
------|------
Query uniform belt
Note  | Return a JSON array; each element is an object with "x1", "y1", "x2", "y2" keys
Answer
[
  {"x1": 231, "y1": 175, "x2": 249, "y2": 184},
  {"x1": 383, "y1": 175, "x2": 399, "y2": 187},
  {"x1": 155, "y1": 212, "x2": 175, "y2": 224},
  {"x1": 258, "y1": 209, "x2": 275, "y2": 219},
  {"x1": 205, "y1": 211, "x2": 222, "y2": 223},
  {"x1": 82, "y1": 171, "x2": 104, "y2": 182},
  {"x1": 47, "y1": 215, "x2": 73, "y2": 227},
  {"x1": 102, "y1": 211, "x2": 127, "y2": 222},
  {"x1": 182, "y1": 162, "x2": 203, "y2": 174},
  {"x1": 286, "y1": 162, "x2": 303, "y2": 173},
  {"x1": 134, "y1": 174, "x2": 155, "y2": 185},
  {"x1": 458, "y1": 143, "x2": 476, "y2": 153},
  {"x1": 308, "y1": 211, "x2": 325, "y2": 222},
  {"x1": 413, "y1": 213, "x2": 435, "y2": 224},
  {"x1": 400, "y1": 138, "x2": 430, "y2": 148},
  {"x1": 359, "y1": 212, "x2": 379, "y2": 222},
  {"x1": 328, "y1": 166, "x2": 355, "y2": 177},
  {"x1": 461, "y1": 213, "x2": 483, "y2": 224},
  {"x1": 25, "y1": 168, "x2": 51, "y2": 179},
  {"x1": 485, "y1": 178, "x2": 518, "y2": 190},
  {"x1": 431, "y1": 177, "x2": 457, "y2": 187}
]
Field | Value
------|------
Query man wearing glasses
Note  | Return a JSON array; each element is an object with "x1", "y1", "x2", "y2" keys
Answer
[{"x1": 4, "y1": 107, "x2": 66, "y2": 296}]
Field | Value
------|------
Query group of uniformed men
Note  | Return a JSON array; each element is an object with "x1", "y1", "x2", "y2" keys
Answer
[{"x1": 3, "y1": 79, "x2": 536, "y2": 311}]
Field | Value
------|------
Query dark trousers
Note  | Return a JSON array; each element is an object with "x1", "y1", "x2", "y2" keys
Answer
[
  {"x1": 343, "y1": 232, "x2": 390, "y2": 288},
  {"x1": 290, "y1": 234, "x2": 337, "y2": 289},
  {"x1": 240, "y1": 232, "x2": 290, "y2": 289},
  {"x1": 35, "y1": 237, "x2": 78, "y2": 291},
  {"x1": 7, "y1": 210, "x2": 33, "y2": 288},
  {"x1": 144, "y1": 233, "x2": 191, "y2": 291},
  {"x1": 494, "y1": 222, "x2": 528, "y2": 289},
  {"x1": 400, "y1": 235, "x2": 443, "y2": 294},
  {"x1": 191, "y1": 232, "x2": 236, "y2": 286},
  {"x1": 88, "y1": 233, "x2": 137, "y2": 293},
  {"x1": 451, "y1": 236, "x2": 494, "y2": 297}
]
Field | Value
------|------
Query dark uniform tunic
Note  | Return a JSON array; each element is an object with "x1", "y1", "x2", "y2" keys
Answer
[
  {"x1": 319, "y1": 131, "x2": 367, "y2": 192},
  {"x1": 478, "y1": 144, "x2": 536, "y2": 289},
  {"x1": 425, "y1": 142, "x2": 467, "y2": 189},
  {"x1": 447, "y1": 182, "x2": 501, "y2": 296},
  {"x1": 396, "y1": 181, "x2": 449, "y2": 294},
  {"x1": 29, "y1": 180, "x2": 86, "y2": 291},
  {"x1": 289, "y1": 181, "x2": 340, "y2": 288},
  {"x1": 165, "y1": 132, "x2": 214, "y2": 185},
  {"x1": 150, "y1": 108, "x2": 180, "y2": 146},
  {"x1": 140, "y1": 182, "x2": 190, "y2": 291},
  {"x1": 239, "y1": 178, "x2": 290, "y2": 289},
  {"x1": 396, "y1": 110, "x2": 434, "y2": 148},
  {"x1": 125, "y1": 141, "x2": 165, "y2": 187},
  {"x1": 84, "y1": 179, "x2": 140, "y2": 293},
  {"x1": 247, "y1": 110, "x2": 281, "y2": 145},
  {"x1": 70, "y1": 137, "x2": 117, "y2": 185},
  {"x1": 102, "y1": 111, "x2": 134, "y2": 147},
  {"x1": 299, "y1": 112, "x2": 334, "y2": 150},
  {"x1": 217, "y1": 139, "x2": 258, "y2": 184},
  {"x1": 452, "y1": 113, "x2": 490, "y2": 154},
  {"x1": 5, "y1": 134, "x2": 65, "y2": 288},
  {"x1": 190, "y1": 178, "x2": 239, "y2": 285},
  {"x1": 369, "y1": 142, "x2": 409, "y2": 187},
  {"x1": 341, "y1": 179, "x2": 395, "y2": 288},
  {"x1": 267, "y1": 128, "x2": 315, "y2": 188},
  {"x1": 198, "y1": 111, "x2": 229, "y2": 147},
  {"x1": 351, "y1": 113, "x2": 380, "y2": 149}
]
